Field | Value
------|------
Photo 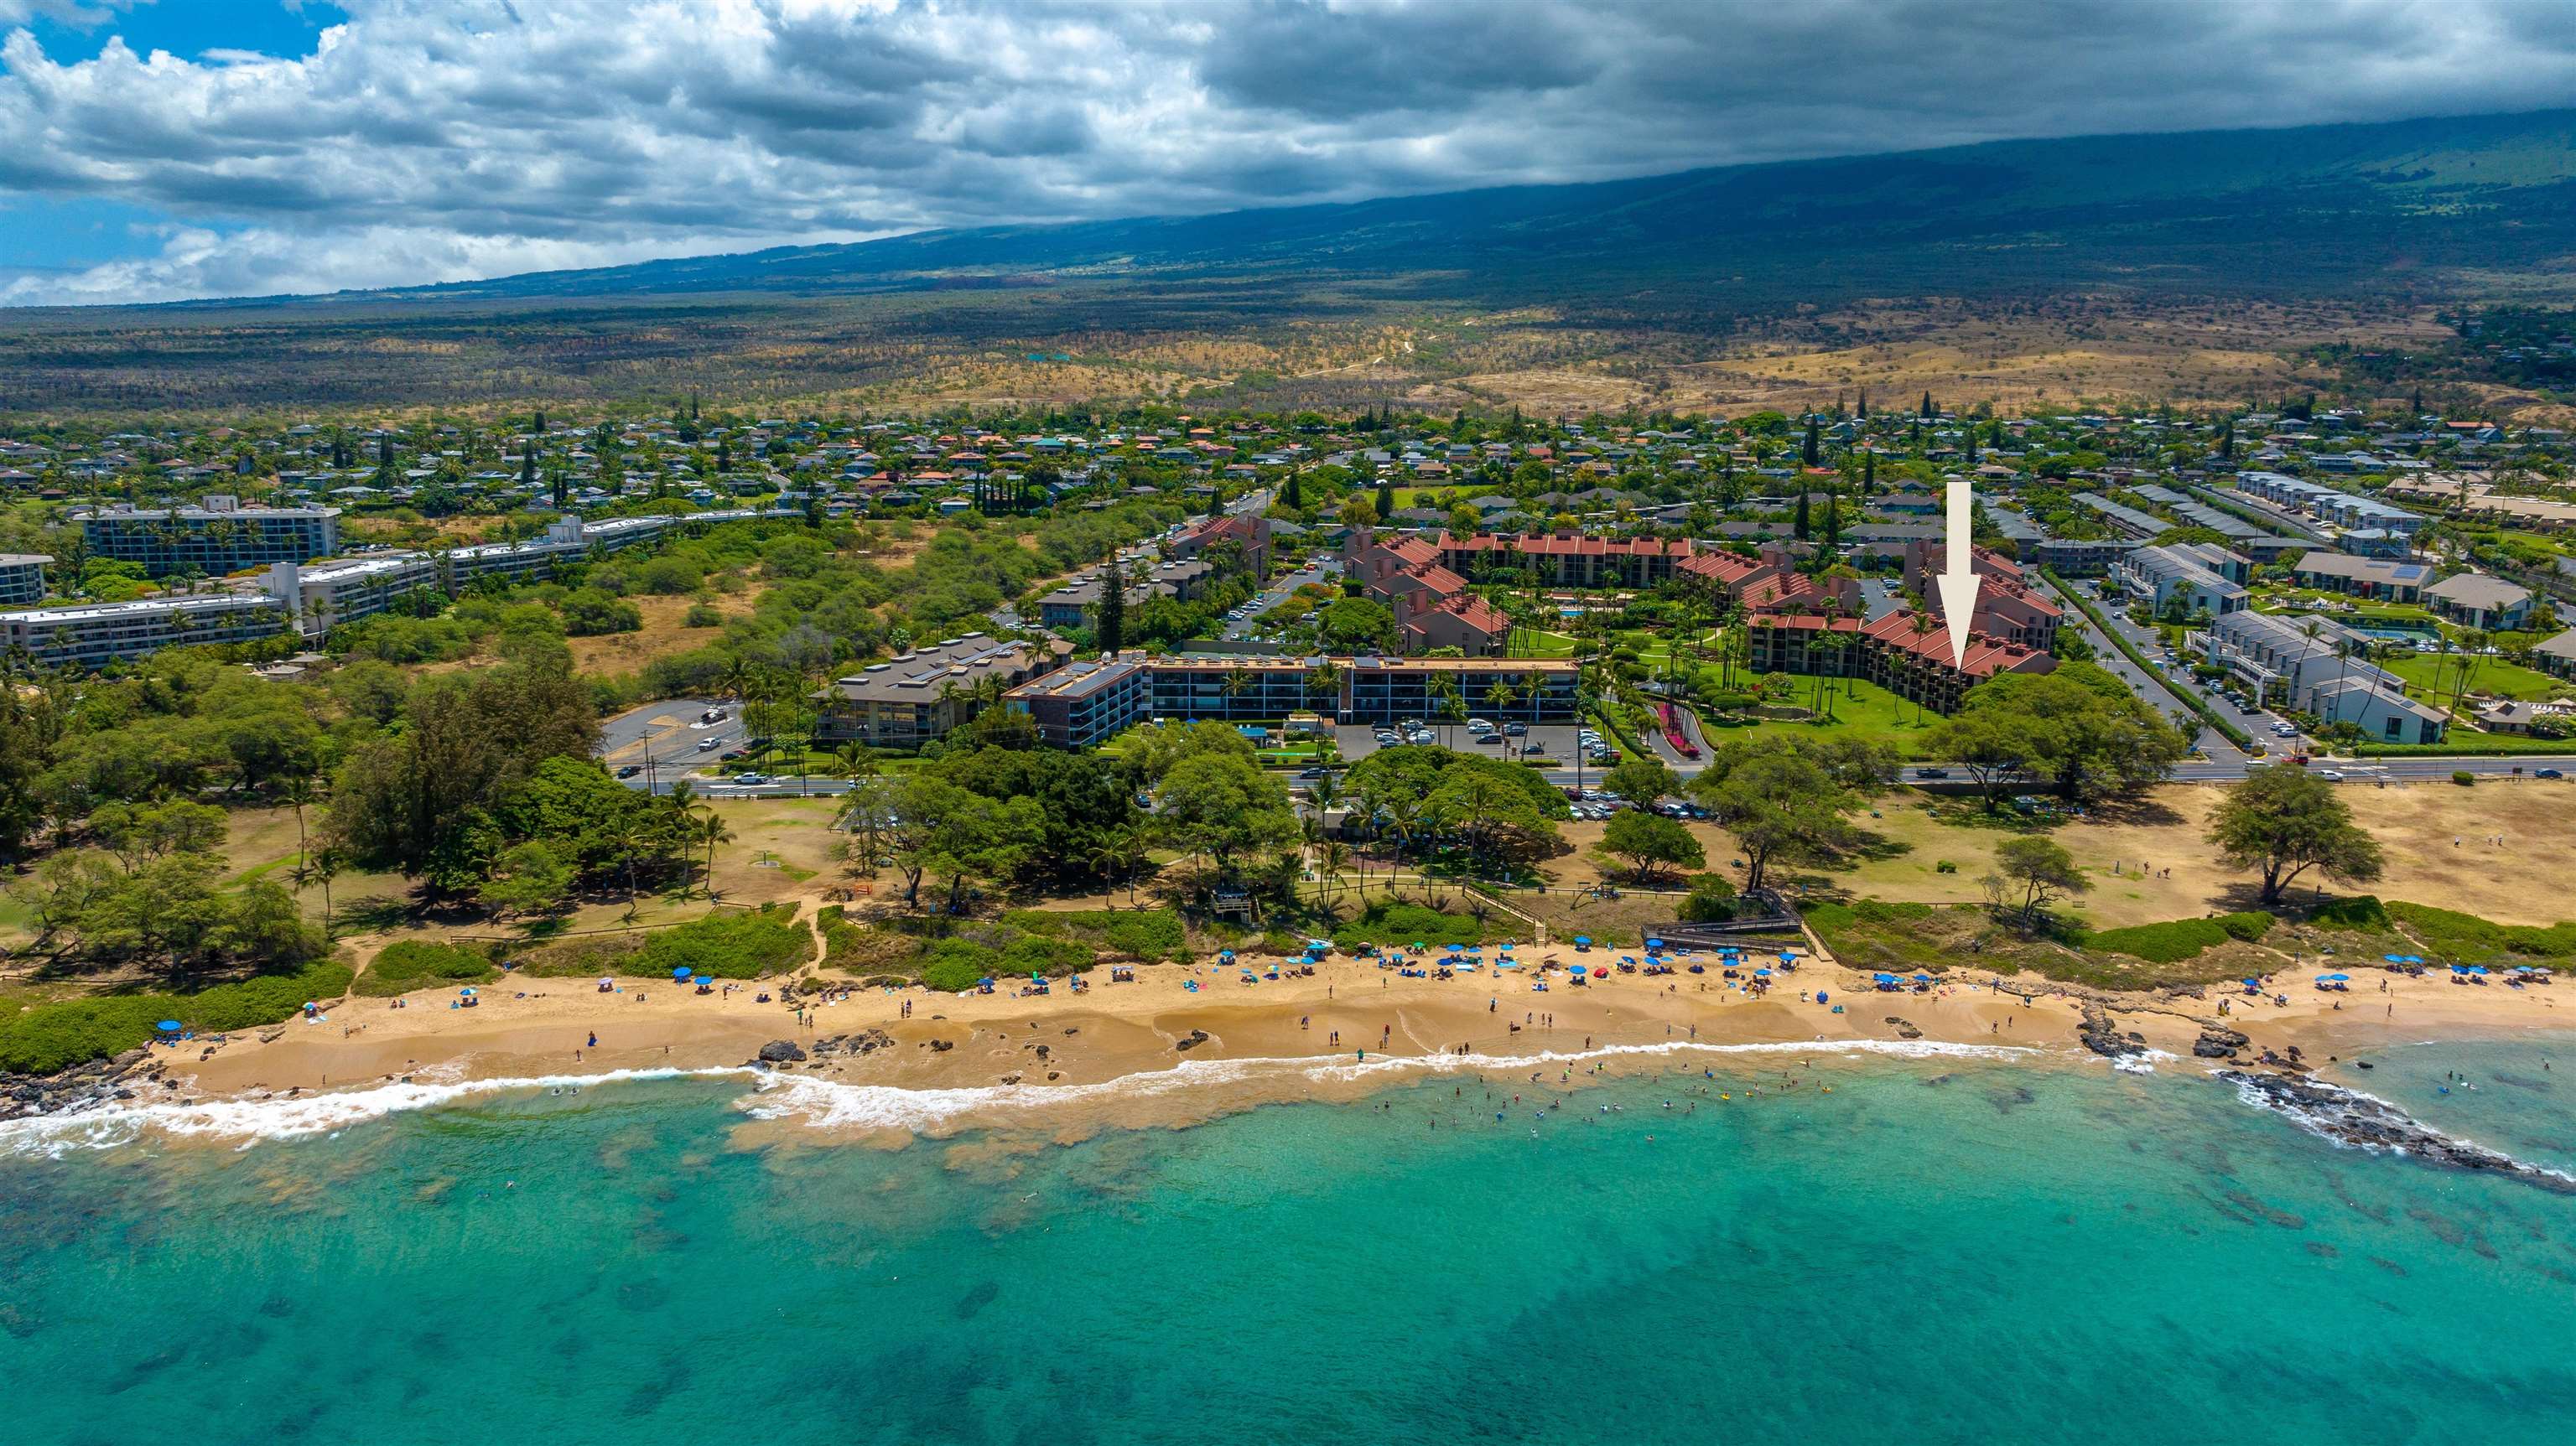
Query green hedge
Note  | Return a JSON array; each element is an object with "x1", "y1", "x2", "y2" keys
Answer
[
  {"x1": 918, "y1": 935, "x2": 1094, "y2": 993},
  {"x1": 2082, "y1": 911, "x2": 2273, "y2": 965},
  {"x1": 2384, "y1": 901, "x2": 2576, "y2": 962},
  {"x1": 2350, "y1": 737, "x2": 2576, "y2": 757},
  {"x1": 1331, "y1": 900, "x2": 1488, "y2": 950},
  {"x1": 0, "y1": 961, "x2": 357, "y2": 1075},
  {"x1": 2309, "y1": 896, "x2": 2392, "y2": 931},
  {"x1": 632, "y1": 905, "x2": 813, "y2": 979},
  {"x1": 1004, "y1": 908, "x2": 1191, "y2": 961},
  {"x1": 357, "y1": 941, "x2": 499, "y2": 997}
]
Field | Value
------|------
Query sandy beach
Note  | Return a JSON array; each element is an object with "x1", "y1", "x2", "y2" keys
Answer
[{"x1": 131, "y1": 942, "x2": 2571, "y2": 1146}]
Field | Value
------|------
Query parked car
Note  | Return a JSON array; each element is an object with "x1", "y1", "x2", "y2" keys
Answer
[
  {"x1": 1522, "y1": 740, "x2": 1548, "y2": 754},
  {"x1": 1914, "y1": 767, "x2": 1950, "y2": 779},
  {"x1": 615, "y1": 764, "x2": 643, "y2": 779},
  {"x1": 2535, "y1": 768, "x2": 2564, "y2": 780},
  {"x1": 1504, "y1": 722, "x2": 1527, "y2": 736}
]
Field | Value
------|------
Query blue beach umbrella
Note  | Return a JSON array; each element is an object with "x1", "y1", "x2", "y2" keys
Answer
[
  {"x1": 2451, "y1": 963, "x2": 2471, "y2": 974},
  {"x1": 2243, "y1": 977, "x2": 2261, "y2": 987},
  {"x1": 1570, "y1": 964, "x2": 1587, "y2": 976},
  {"x1": 673, "y1": 967, "x2": 693, "y2": 981},
  {"x1": 2469, "y1": 966, "x2": 2490, "y2": 976},
  {"x1": 1645, "y1": 938, "x2": 1665, "y2": 951},
  {"x1": 2384, "y1": 954, "x2": 2406, "y2": 963},
  {"x1": 460, "y1": 987, "x2": 477, "y2": 997},
  {"x1": 1873, "y1": 972, "x2": 1897, "y2": 982},
  {"x1": 1754, "y1": 968, "x2": 1772, "y2": 977},
  {"x1": 2316, "y1": 973, "x2": 2349, "y2": 982},
  {"x1": 1573, "y1": 935, "x2": 1592, "y2": 946}
]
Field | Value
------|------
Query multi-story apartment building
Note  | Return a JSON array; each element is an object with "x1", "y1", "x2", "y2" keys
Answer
[
  {"x1": 1897, "y1": 542, "x2": 2064, "y2": 652},
  {"x1": 1005, "y1": 656, "x2": 1156, "y2": 749},
  {"x1": 0, "y1": 592, "x2": 291, "y2": 670},
  {"x1": 1436, "y1": 531, "x2": 1698, "y2": 588},
  {"x1": 1742, "y1": 609, "x2": 2056, "y2": 716},
  {"x1": 76, "y1": 495, "x2": 341, "y2": 578},
  {"x1": 265, "y1": 514, "x2": 712, "y2": 635},
  {"x1": 811, "y1": 634, "x2": 1072, "y2": 746},
  {"x1": 2289, "y1": 552, "x2": 2431, "y2": 603},
  {"x1": 2112, "y1": 543, "x2": 2251, "y2": 617},
  {"x1": 1002, "y1": 654, "x2": 1579, "y2": 745},
  {"x1": 2194, "y1": 611, "x2": 2449, "y2": 743},
  {"x1": 0, "y1": 552, "x2": 49, "y2": 605}
]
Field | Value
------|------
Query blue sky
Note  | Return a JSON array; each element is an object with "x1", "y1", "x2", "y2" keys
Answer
[
  {"x1": 1, "y1": 3, "x2": 344, "y2": 283},
  {"x1": 14, "y1": 3, "x2": 346, "y2": 64},
  {"x1": 5, "y1": 1, "x2": 2575, "y2": 308}
]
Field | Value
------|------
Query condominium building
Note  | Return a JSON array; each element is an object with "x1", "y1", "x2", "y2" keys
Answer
[
  {"x1": 2232, "y1": 472, "x2": 2426, "y2": 536},
  {"x1": 2289, "y1": 552, "x2": 2431, "y2": 603},
  {"x1": 2423, "y1": 573, "x2": 2534, "y2": 631},
  {"x1": 1436, "y1": 531, "x2": 1698, "y2": 588},
  {"x1": 2194, "y1": 611, "x2": 2449, "y2": 743},
  {"x1": 1001, "y1": 654, "x2": 1579, "y2": 746},
  {"x1": 1742, "y1": 609, "x2": 2057, "y2": 716},
  {"x1": 0, "y1": 552, "x2": 49, "y2": 605},
  {"x1": 1005, "y1": 656, "x2": 1156, "y2": 748},
  {"x1": 2112, "y1": 543, "x2": 2251, "y2": 617},
  {"x1": 76, "y1": 495, "x2": 341, "y2": 577},
  {"x1": 0, "y1": 592, "x2": 290, "y2": 669},
  {"x1": 265, "y1": 514, "x2": 696, "y2": 635},
  {"x1": 812, "y1": 634, "x2": 1072, "y2": 745}
]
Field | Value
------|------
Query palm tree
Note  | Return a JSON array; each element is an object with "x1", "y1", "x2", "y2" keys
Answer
[
  {"x1": 1117, "y1": 819, "x2": 1156, "y2": 905},
  {"x1": 281, "y1": 774, "x2": 315, "y2": 870},
  {"x1": 1221, "y1": 665, "x2": 1257, "y2": 718},
  {"x1": 608, "y1": 816, "x2": 649, "y2": 917},
  {"x1": 699, "y1": 814, "x2": 735, "y2": 899},
  {"x1": 310, "y1": 847, "x2": 344, "y2": 939},
  {"x1": 1083, "y1": 836, "x2": 1127, "y2": 909},
  {"x1": 1305, "y1": 659, "x2": 1343, "y2": 714}
]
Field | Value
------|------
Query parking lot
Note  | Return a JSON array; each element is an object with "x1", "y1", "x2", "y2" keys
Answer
[{"x1": 1332, "y1": 721, "x2": 1623, "y2": 778}]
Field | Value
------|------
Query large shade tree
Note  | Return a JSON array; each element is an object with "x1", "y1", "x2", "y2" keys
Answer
[{"x1": 2206, "y1": 766, "x2": 2386, "y2": 905}]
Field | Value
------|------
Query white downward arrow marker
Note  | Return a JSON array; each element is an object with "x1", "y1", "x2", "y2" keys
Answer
[{"x1": 1935, "y1": 477, "x2": 1982, "y2": 669}]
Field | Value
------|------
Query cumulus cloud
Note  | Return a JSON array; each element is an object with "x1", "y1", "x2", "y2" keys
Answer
[{"x1": 3, "y1": 0, "x2": 2575, "y2": 304}]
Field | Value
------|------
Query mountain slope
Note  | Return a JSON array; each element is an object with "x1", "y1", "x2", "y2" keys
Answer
[{"x1": 386, "y1": 107, "x2": 2576, "y2": 304}]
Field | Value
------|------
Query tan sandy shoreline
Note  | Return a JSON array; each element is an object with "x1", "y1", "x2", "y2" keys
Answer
[{"x1": 125, "y1": 946, "x2": 2571, "y2": 1145}]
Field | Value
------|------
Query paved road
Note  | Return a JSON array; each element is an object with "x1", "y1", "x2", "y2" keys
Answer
[
  {"x1": 2043, "y1": 574, "x2": 2291, "y2": 765},
  {"x1": 1225, "y1": 558, "x2": 1335, "y2": 640}
]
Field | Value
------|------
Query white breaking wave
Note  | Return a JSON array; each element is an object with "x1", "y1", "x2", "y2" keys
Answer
[
  {"x1": 0, "y1": 1067, "x2": 755, "y2": 1158},
  {"x1": 0, "y1": 1038, "x2": 2037, "y2": 1155},
  {"x1": 2111, "y1": 1048, "x2": 2180, "y2": 1075},
  {"x1": 744, "y1": 1038, "x2": 2036, "y2": 1133}
]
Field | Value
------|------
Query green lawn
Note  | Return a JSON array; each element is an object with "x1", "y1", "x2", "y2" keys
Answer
[
  {"x1": 2249, "y1": 590, "x2": 2449, "y2": 631},
  {"x1": 1697, "y1": 677, "x2": 1945, "y2": 758},
  {"x1": 2380, "y1": 652, "x2": 2573, "y2": 704}
]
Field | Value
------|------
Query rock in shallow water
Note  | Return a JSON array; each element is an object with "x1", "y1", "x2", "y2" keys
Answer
[{"x1": 2220, "y1": 1070, "x2": 2576, "y2": 1195}]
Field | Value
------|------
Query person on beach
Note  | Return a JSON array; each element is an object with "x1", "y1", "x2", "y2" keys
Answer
[{"x1": 587, "y1": 1032, "x2": 597, "y2": 1049}]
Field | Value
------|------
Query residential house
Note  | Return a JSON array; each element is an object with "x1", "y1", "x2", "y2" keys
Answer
[
  {"x1": 2424, "y1": 573, "x2": 2534, "y2": 631},
  {"x1": 2290, "y1": 552, "x2": 2432, "y2": 603}
]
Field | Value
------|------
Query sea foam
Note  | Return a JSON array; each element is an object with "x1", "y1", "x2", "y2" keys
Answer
[
  {"x1": 1, "y1": 1039, "x2": 2036, "y2": 1153},
  {"x1": 0, "y1": 1067, "x2": 755, "y2": 1157},
  {"x1": 744, "y1": 1037, "x2": 2035, "y2": 1133}
]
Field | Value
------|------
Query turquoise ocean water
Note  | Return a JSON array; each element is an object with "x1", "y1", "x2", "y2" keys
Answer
[{"x1": 5, "y1": 1042, "x2": 2575, "y2": 1446}]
